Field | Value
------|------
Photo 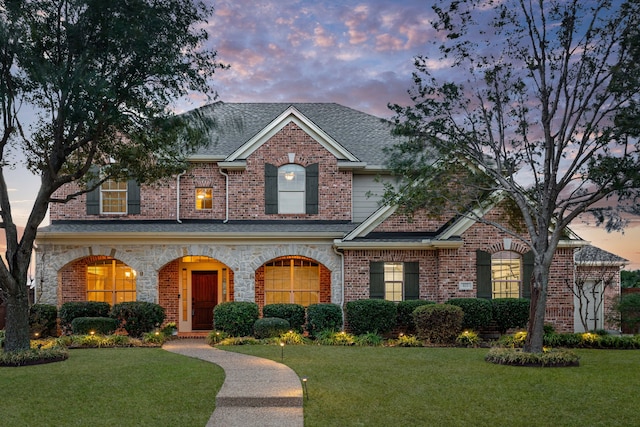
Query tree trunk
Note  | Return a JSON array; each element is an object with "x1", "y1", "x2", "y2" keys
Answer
[
  {"x1": 524, "y1": 265, "x2": 548, "y2": 353},
  {"x1": 4, "y1": 288, "x2": 30, "y2": 352}
]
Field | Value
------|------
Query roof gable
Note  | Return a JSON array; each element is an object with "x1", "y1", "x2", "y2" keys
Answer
[{"x1": 225, "y1": 105, "x2": 359, "y2": 162}]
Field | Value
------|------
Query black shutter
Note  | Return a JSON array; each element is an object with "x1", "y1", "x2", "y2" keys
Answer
[
  {"x1": 86, "y1": 166, "x2": 100, "y2": 215},
  {"x1": 305, "y1": 163, "x2": 319, "y2": 214},
  {"x1": 127, "y1": 180, "x2": 141, "y2": 215},
  {"x1": 522, "y1": 251, "x2": 534, "y2": 299},
  {"x1": 476, "y1": 250, "x2": 492, "y2": 299},
  {"x1": 370, "y1": 261, "x2": 384, "y2": 299},
  {"x1": 404, "y1": 262, "x2": 420, "y2": 300},
  {"x1": 265, "y1": 163, "x2": 278, "y2": 214}
]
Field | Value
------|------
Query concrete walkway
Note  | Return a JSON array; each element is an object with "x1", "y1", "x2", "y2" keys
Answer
[{"x1": 163, "y1": 339, "x2": 304, "y2": 427}]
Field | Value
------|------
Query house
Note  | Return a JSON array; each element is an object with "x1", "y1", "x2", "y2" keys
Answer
[{"x1": 34, "y1": 102, "x2": 627, "y2": 334}]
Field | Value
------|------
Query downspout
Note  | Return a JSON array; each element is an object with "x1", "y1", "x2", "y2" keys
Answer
[
  {"x1": 333, "y1": 245, "x2": 345, "y2": 331},
  {"x1": 219, "y1": 168, "x2": 229, "y2": 223},
  {"x1": 176, "y1": 171, "x2": 185, "y2": 223}
]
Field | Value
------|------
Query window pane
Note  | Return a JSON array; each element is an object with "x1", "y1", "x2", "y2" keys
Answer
[
  {"x1": 383, "y1": 262, "x2": 404, "y2": 301},
  {"x1": 278, "y1": 192, "x2": 305, "y2": 213},
  {"x1": 264, "y1": 259, "x2": 319, "y2": 307},
  {"x1": 196, "y1": 188, "x2": 213, "y2": 210},
  {"x1": 87, "y1": 259, "x2": 136, "y2": 304},
  {"x1": 101, "y1": 179, "x2": 127, "y2": 214},
  {"x1": 491, "y1": 251, "x2": 522, "y2": 298},
  {"x1": 278, "y1": 165, "x2": 305, "y2": 190}
]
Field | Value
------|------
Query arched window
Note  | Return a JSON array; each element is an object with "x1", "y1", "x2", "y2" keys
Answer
[
  {"x1": 264, "y1": 258, "x2": 320, "y2": 306},
  {"x1": 491, "y1": 251, "x2": 522, "y2": 298},
  {"x1": 278, "y1": 164, "x2": 306, "y2": 213},
  {"x1": 87, "y1": 259, "x2": 136, "y2": 304}
]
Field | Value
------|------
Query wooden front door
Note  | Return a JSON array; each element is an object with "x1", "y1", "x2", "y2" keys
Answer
[{"x1": 192, "y1": 271, "x2": 218, "y2": 330}]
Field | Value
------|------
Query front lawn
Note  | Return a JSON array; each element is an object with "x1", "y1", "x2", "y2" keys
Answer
[
  {"x1": 225, "y1": 345, "x2": 640, "y2": 426},
  {"x1": 0, "y1": 348, "x2": 223, "y2": 427}
]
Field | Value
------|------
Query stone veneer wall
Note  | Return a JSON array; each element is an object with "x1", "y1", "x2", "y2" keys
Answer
[{"x1": 36, "y1": 241, "x2": 342, "y2": 309}]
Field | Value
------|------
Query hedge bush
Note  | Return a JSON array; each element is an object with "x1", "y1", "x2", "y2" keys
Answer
[
  {"x1": 253, "y1": 317, "x2": 290, "y2": 339},
  {"x1": 446, "y1": 298, "x2": 493, "y2": 330},
  {"x1": 491, "y1": 298, "x2": 530, "y2": 334},
  {"x1": 58, "y1": 301, "x2": 111, "y2": 334},
  {"x1": 306, "y1": 303, "x2": 342, "y2": 337},
  {"x1": 262, "y1": 303, "x2": 305, "y2": 333},
  {"x1": 71, "y1": 317, "x2": 118, "y2": 335},
  {"x1": 396, "y1": 300, "x2": 435, "y2": 334},
  {"x1": 616, "y1": 293, "x2": 640, "y2": 333},
  {"x1": 413, "y1": 303, "x2": 464, "y2": 345},
  {"x1": 345, "y1": 299, "x2": 397, "y2": 335},
  {"x1": 29, "y1": 304, "x2": 58, "y2": 338},
  {"x1": 213, "y1": 302, "x2": 259, "y2": 337},
  {"x1": 110, "y1": 302, "x2": 165, "y2": 338}
]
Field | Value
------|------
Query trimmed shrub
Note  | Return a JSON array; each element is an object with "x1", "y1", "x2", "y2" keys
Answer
[
  {"x1": 110, "y1": 302, "x2": 165, "y2": 338},
  {"x1": 446, "y1": 298, "x2": 493, "y2": 330},
  {"x1": 213, "y1": 302, "x2": 259, "y2": 337},
  {"x1": 413, "y1": 303, "x2": 464, "y2": 345},
  {"x1": 71, "y1": 317, "x2": 118, "y2": 335},
  {"x1": 345, "y1": 299, "x2": 397, "y2": 336},
  {"x1": 29, "y1": 304, "x2": 58, "y2": 338},
  {"x1": 491, "y1": 298, "x2": 530, "y2": 334},
  {"x1": 262, "y1": 303, "x2": 305, "y2": 333},
  {"x1": 59, "y1": 301, "x2": 111, "y2": 334},
  {"x1": 306, "y1": 303, "x2": 342, "y2": 337},
  {"x1": 396, "y1": 300, "x2": 435, "y2": 334},
  {"x1": 253, "y1": 317, "x2": 290, "y2": 339}
]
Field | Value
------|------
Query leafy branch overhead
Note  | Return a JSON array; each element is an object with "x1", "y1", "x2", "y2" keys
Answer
[
  {"x1": 0, "y1": 0, "x2": 224, "y2": 353},
  {"x1": 385, "y1": 0, "x2": 640, "y2": 353}
]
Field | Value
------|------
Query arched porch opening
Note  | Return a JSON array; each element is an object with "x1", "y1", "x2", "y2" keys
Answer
[
  {"x1": 255, "y1": 255, "x2": 331, "y2": 310},
  {"x1": 159, "y1": 255, "x2": 234, "y2": 333}
]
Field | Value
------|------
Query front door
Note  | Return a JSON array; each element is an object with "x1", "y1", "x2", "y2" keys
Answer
[{"x1": 192, "y1": 271, "x2": 218, "y2": 330}]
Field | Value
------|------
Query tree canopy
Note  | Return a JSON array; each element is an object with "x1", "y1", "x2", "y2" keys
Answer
[
  {"x1": 0, "y1": 0, "x2": 224, "y2": 352},
  {"x1": 385, "y1": 0, "x2": 640, "y2": 352}
]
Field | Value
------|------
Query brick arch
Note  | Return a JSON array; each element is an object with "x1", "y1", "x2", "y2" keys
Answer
[
  {"x1": 273, "y1": 154, "x2": 313, "y2": 167},
  {"x1": 57, "y1": 255, "x2": 138, "y2": 305},
  {"x1": 255, "y1": 255, "x2": 331, "y2": 310},
  {"x1": 485, "y1": 239, "x2": 529, "y2": 255},
  {"x1": 51, "y1": 247, "x2": 145, "y2": 276}
]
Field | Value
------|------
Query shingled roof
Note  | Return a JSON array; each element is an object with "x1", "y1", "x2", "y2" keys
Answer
[
  {"x1": 190, "y1": 102, "x2": 398, "y2": 166},
  {"x1": 575, "y1": 245, "x2": 628, "y2": 265}
]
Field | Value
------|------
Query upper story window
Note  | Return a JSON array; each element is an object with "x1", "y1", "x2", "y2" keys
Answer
[
  {"x1": 278, "y1": 164, "x2": 305, "y2": 213},
  {"x1": 369, "y1": 261, "x2": 419, "y2": 301},
  {"x1": 196, "y1": 187, "x2": 213, "y2": 210},
  {"x1": 101, "y1": 179, "x2": 128, "y2": 214},
  {"x1": 265, "y1": 163, "x2": 318, "y2": 215},
  {"x1": 86, "y1": 174, "x2": 140, "y2": 215}
]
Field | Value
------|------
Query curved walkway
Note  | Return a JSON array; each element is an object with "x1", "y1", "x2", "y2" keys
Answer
[{"x1": 163, "y1": 339, "x2": 303, "y2": 427}]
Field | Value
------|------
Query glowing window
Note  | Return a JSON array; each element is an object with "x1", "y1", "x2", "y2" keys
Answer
[
  {"x1": 196, "y1": 187, "x2": 213, "y2": 210},
  {"x1": 87, "y1": 259, "x2": 136, "y2": 305},
  {"x1": 491, "y1": 251, "x2": 521, "y2": 298},
  {"x1": 101, "y1": 179, "x2": 127, "y2": 214},
  {"x1": 264, "y1": 258, "x2": 319, "y2": 306}
]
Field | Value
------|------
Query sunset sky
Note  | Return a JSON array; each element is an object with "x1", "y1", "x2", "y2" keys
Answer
[{"x1": 5, "y1": 0, "x2": 640, "y2": 269}]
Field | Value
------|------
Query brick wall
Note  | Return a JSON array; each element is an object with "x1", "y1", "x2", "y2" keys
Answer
[
  {"x1": 158, "y1": 260, "x2": 179, "y2": 325},
  {"x1": 50, "y1": 122, "x2": 352, "y2": 221}
]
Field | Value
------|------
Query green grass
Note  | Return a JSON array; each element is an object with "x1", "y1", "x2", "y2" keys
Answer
[
  {"x1": 0, "y1": 348, "x2": 224, "y2": 427},
  {"x1": 224, "y1": 345, "x2": 640, "y2": 426}
]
